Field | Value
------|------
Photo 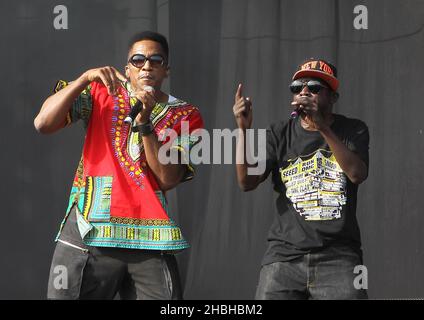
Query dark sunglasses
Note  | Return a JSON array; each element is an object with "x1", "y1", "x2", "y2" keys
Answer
[
  {"x1": 128, "y1": 54, "x2": 166, "y2": 68},
  {"x1": 289, "y1": 80, "x2": 329, "y2": 94}
]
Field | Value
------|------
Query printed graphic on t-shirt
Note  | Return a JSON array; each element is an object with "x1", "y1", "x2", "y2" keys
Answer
[{"x1": 280, "y1": 149, "x2": 347, "y2": 221}]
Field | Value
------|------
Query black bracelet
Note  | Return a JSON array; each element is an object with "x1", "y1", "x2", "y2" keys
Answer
[{"x1": 131, "y1": 121, "x2": 154, "y2": 136}]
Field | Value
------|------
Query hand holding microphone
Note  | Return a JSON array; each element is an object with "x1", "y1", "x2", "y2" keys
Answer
[
  {"x1": 290, "y1": 96, "x2": 313, "y2": 119},
  {"x1": 290, "y1": 103, "x2": 304, "y2": 119},
  {"x1": 290, "y1": 97, "x2": 327, "y2": 130},
  {"x1": 125, "y1": 85, "x2": 155, "y2": 124}
]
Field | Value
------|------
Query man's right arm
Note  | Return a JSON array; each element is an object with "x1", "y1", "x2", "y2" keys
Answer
[
  {"x1": 34, "y1": 67, "x2": 126, "y2": 134},
  {"x1": 233, "y1": 84, "x2": 268, "y2": 192}
]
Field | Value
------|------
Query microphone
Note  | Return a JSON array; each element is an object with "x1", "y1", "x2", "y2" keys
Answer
[
  {"x1": 124, "y1": 86, "x2": 154, "y2": 124},
  {"x1": 290, "y1": 109, "x2": 299, "y2": 119},
  {"x1": 290, "y1": 106, "x2": 303, "y2": 119},
  {"x1": 124, "y1": 100, "x2": 142, "y2": 124}
]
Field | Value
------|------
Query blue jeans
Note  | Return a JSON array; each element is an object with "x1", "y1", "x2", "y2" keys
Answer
[{"x1": 255, "y1": 245, "x2": 368, "y2": 300}]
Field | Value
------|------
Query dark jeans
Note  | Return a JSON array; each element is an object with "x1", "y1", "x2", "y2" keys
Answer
[
  {"x1": 255, "y1": 245, "x2": 368, "y2": 300},
  {"x1": 47, "y1": 206, "x2": 183, "y2": 300}
]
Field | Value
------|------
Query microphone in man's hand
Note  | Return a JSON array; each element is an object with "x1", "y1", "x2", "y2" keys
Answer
[
  {"x1": 290, "y1": 105, "x2": 303, "y2": 119},
  {"x1": 124, "y1": 99, "x2": 142, "y2": 124},
  {"x1": 290, "y1": 109, "x2": 299, "y2": 119},
  {"x1": 124, "y1": 86, "x2": 154, "y2": 124}
]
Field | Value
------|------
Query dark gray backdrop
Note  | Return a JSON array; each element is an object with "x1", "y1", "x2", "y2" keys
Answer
[{"x1": 1, "y1": 0, "x2": 423, "y2": 299}]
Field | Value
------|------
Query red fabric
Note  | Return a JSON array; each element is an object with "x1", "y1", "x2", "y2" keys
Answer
[{"x1": 80, "y1": 82, "x2": 203, "y2": 221}]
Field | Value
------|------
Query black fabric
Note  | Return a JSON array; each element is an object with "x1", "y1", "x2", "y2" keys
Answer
[{"x1": 262, "y1": 114, "x2": 369, "y2": 265}]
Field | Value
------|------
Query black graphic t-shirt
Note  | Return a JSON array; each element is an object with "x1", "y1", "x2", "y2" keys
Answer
[{"x1": 262, "y1": 114, "x2": 369, "y2": 265}]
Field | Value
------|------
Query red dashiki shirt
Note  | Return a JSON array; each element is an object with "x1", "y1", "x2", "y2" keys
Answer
[{"x1": 54, "y1": 80, "x2": 203, "y2": 251}]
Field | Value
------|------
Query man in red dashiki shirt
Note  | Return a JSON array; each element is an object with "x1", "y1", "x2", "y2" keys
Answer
[{"x1": 35, "y1": 31, "x2": 203, "y2": 300}]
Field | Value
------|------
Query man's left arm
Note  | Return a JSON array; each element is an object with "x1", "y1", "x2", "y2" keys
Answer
[
  {"x1": 142, "y1": 133, "x2": 187, "y2": 191},
  {"x1": 298, "y1": 96, "x2": 369, "y2": 185},
  {"x1": 135, "y1": 88, "x2": 202, "y2": 191}
]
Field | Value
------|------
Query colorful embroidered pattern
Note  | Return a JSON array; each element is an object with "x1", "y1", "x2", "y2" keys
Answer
[
  {"x1": 54, "y1": 80, "x2": 68, "y2": 93},
  {"x1": 54, "y1": 80, "x2": 92, "y2": 128},
  {"x1": 127, "y1": 130, "x2": 143, "y2": 162},
  {"x1": 82, "y1": 176, "x2": 113, "y2": 222},
  {"x1": 84, "y1": 189, "x2": 188, "y2": 250},
  {"x1": 111, "y1": 90, "x2": 145, "y2": 188},
  {"x1": 109, "y1": 217, "x2": 172, "y2": 226},
  {"x1": 83, "y1": 223, "x2": 188, "y2": 251},
  {"x1": 74, "y1": 157, "x2": 85, "y2": 188},
  {"x1": 171, "y1": 135, "x2": 200, "y2": 175}
]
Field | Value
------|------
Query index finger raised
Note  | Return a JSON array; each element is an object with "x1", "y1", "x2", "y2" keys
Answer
[{"x1": 235, "y1": 83, "x2": 243, "y2": 102}]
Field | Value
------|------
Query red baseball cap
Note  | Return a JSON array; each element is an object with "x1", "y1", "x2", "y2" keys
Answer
[{"x1": 292, "y1": 58, "x2": 339, "y2": 92}]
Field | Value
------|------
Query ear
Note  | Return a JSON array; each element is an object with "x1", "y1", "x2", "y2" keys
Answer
[
  {"x1": 165, "y1": 66, "x2": 170, "y2": 78},
  {"x1": 331, "y1": 91, "x2": 339, "y2": 104},
  {"x1": 125, "y1": 65, "x2": 130, "y2": 79}
]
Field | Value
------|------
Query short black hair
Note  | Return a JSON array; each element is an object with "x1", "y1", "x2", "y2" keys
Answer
[{"x1": 128, "y1": 31, "x2": 169, "y2": 61}]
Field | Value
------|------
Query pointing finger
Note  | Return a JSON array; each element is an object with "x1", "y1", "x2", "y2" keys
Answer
[{"x1": 235, "y1": 83, "x2": 243, "y2": 102}]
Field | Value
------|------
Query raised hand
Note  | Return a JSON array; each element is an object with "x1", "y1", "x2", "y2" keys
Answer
[
  {"x1": 84, "y1": 66, "x2": 127, "y2": 95},
  {"x1": 233, "y1": 84, "x2": 253, "y2": 130},
  {"x1": 134, "y1": 86, "x2": 156, "y2": 124}
]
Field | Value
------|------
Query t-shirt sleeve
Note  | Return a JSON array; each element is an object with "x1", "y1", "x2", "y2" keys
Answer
[
  {"x1": 347, "y1": 120, "x2": 370, "y2": 168},
  {"x1": 53, "y1": 80, "x2": 93, "y2": 128},
  {"x1": 167, "y1": 107, "x2": 204, "y2": 182}
]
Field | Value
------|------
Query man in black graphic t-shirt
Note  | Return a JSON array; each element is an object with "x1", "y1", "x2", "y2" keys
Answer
[{"x1": 233, "y1": 58, "x2": 369, "y2": 299}]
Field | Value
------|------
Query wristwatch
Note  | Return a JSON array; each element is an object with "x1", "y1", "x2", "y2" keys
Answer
[{"x1": 131, "y1": 121, "x2": 154, "y2": 136}]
